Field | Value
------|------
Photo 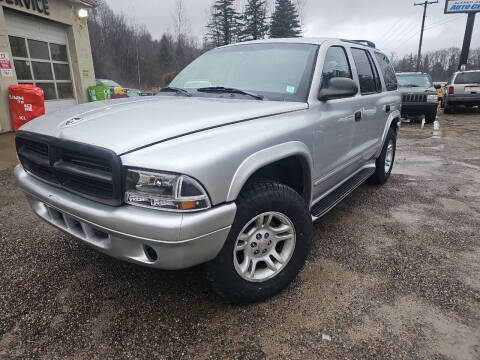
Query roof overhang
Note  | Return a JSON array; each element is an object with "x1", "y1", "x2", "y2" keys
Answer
[{"x1": 73, "y1": 0, "x2": 97, "y2": 8}]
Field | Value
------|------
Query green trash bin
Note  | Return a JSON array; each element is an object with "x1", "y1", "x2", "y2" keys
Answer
[{"x1": 88, "y1": 85, "x2": 111, "y2": 102}]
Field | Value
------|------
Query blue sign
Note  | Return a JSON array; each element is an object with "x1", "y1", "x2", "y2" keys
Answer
[{"x1": 445, "y1": 0, "x2": 480, "y2": 13}]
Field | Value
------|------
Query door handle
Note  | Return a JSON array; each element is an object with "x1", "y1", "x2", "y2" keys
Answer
[
  {"x1": 354, "y1": 111, "x2": 362, "y2": 122},
  {"x1": 386, "y1": 105, "x2": 391, "y2": 113}
]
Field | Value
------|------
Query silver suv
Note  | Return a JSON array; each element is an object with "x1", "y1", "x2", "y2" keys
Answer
[
  {"x1": 14, "y1": 38, "x2": 401, "y2": 303},
  {"x1": 443, "y1": 70, "x2": 480, "y2": 113}
]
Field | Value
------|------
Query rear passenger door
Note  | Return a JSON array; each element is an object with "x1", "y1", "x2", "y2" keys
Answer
[{"x1": 349, "y1": 48, "x2": 389, "y2": 161}]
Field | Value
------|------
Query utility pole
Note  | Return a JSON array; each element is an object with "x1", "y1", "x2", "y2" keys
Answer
[
  {"x1": 458, "y1": 12, "x2": 476, "y2": 70},
  {"x1": 414, "y1": 1, "x2": 438, "y2": 72}
]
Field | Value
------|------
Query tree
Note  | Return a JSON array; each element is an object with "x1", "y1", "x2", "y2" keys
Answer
[
  {"x1": 241, "y1": 0, "x2": 269, "y2": 41},
  {"x1": 269, "y1": 0, "x2": 302, "y2": 38},
  {"x1": 206, "y1": 0, "x2": 241, "y2": 46}
]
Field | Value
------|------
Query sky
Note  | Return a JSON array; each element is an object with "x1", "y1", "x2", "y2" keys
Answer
[{"x1": 104, "y1": 0, "x2": 480, "y2": 57}]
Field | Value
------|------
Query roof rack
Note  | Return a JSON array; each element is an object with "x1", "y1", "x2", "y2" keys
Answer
[{"x1": 342, "y1": 39, "x2": 376, "y2": 49}]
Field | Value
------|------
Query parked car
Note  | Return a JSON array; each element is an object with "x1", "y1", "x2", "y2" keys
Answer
[
  {"x1": 396, "y1": 72, "x2": 440, "y2": 123},
  {"x1": 14, "y1": 38, "x2": 401, "y2": 303},
  {"x1": 96, "y1": 79, "x2": 126, "y2": 96},
  {"x1": 442, "y1": 70, "x2": 480, "y2": 113}
]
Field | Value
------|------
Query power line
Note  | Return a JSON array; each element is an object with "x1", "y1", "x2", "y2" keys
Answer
[{"x1": 414, "y1": 0, "x2": 438, "y2": 71}]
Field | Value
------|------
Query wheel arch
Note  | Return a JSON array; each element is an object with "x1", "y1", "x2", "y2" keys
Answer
[
  {"x1": 226, "y1": 142, "x2": 313, "y2": 205},
  {"x1": 376, "y1": 110, "x2": 401, "y2": 158}
]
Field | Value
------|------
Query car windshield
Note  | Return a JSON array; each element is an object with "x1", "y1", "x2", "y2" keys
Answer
[
  {"x1": 99, "y1": 79, "x2": 121, "y2": 87},
  {"x1": 455, "y1": 72, "x2": 480, "y2": 84},
  {"x1": 397, "y1": 74, "x2": 432, "y2": 88},
  {"x1": 170, "y1": 43, "x2": 318, "y2": 102}
]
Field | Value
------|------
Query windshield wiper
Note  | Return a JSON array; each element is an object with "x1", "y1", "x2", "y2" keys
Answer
[
  {"x1": 197, "y1": 87, "x2": 264, "y2": 100},
  {"x1": 160, "y1": 86, "x2": 192, "y2": 97}
]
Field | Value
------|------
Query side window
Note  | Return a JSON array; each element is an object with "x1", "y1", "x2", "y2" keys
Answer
[
  {"x1": 321, "y1": 46, "x2": 352, "y2": 88},
  {"x1": 351, "y1": 48, "x2": 377, "y2": 94},
  {"x1": 367, "y1": 52, "x2": 382, "y2": 92},
  {"x1": 375, "y1": 52, "x2": 398, "y2": 91}
]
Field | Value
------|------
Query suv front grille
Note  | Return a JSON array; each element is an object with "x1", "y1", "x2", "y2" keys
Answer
[
  {"x1": 402, "y1": 94, "x2": 427, "y2": 103},
  {"x1": 16, "y1": 132, "x2": 123, "y2": 206}
]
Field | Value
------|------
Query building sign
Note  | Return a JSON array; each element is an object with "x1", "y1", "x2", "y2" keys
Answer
[
  {"x1": 0, "y1": 0, "x2": 50, "y2": 16},
  {"x1": 0, "y1": 52, "x2": 13, "y2": 77},
  {"x1": 445, "y1": 0, "x2": 480, "y2": 13}
]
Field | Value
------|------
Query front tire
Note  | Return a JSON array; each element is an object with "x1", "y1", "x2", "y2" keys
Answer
[
  {"x1": 368, "y1": 127, "x2": 397, "y2": 185},
  {"x1": 206, "y1": 182, "x2": 313, "y2": 303},
  {"x1": 425, "y1": 109, "x2": 437, "y2": 124}
]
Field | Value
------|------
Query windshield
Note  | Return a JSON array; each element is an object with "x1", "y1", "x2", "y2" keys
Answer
[
  {"x1": 170, "y1": 43, "x2": 318, "y2": 102},
  {"x1": 396, "y1": 74, "x2": 432, "y2": 88},
  {"x1": 455, "y1": 72, "x2": 480, "y2": 84},
  {"x1": 98, "y1": 79, "x2": 122, "y2": 87}
]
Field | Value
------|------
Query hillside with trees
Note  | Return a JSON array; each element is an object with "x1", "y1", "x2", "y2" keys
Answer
[
  {"x1": 88, "y1": 0, "x2": 479, "y2": 89},
  {"x1": 392, "y1": 47, "x2": 480, "y2": 81}
]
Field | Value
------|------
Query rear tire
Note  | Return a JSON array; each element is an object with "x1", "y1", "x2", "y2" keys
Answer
[
  {"x1": 368, "y1": 127, "x2": 397, "y2": 185},
  {"x1": 444, "y1": 103, "x2": 453, "y2": 114},
  {"x1": 206, "y1": 181, "x2": 312, "y2": 303}
]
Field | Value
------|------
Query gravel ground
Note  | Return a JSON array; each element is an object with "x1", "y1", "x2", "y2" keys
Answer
[{"x1": 0, "y1": 110, "x2": 479, "y2": 359}]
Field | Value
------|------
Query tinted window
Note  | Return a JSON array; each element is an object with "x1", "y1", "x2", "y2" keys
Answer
[
  {"x1": 454, "y1": 72, "x2": 480, "y2": 84},
  {"x1": 351, "y1": 48, "x2": 377, "y2": 94},
  {"x1": 50, "y1": 43, "x2": 68, "y2": 62},
  {"x1": 9, "y1": 36, "x2": 28, "y2": 58},
  {"x1": 368, "y1": 52, "x2": 382, "y2": 92},
  {"x1": 321, "y1": 46, "x2": 352, "y2": 88},
  {"x1": 28, "y1": 40, "x2": 50, "y2": 60},
  {"x1": 13, "y1": 60, "x2": 32, "y2": 80},
  {"x1": 375, "y1": 52, "x2": 397, "y2": 91}
]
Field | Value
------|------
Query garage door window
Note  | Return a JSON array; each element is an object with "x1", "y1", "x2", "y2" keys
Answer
[{"x1": 8, "y1": 36, "x2": 74, "y2": 101}]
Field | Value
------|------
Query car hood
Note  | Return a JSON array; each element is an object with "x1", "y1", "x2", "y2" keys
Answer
[
  {"x1": 399, "y1": 86, "x2": 437, "y2": 95},
  {"x1": 20, "y1": 96, "x2": 308, "y2": 154}
]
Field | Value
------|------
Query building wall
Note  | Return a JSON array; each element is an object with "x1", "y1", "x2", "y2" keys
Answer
[{"x1": 0, "y1": 0, "x2": 95, "y2": 133}]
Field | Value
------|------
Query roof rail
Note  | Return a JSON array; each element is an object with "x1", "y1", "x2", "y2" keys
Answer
[{"x1": 347, "y1": 40, "x2": 376, "y2": 49}]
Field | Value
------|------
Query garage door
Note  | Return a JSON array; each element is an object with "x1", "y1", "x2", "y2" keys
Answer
[{"x1": 5, "y1": 10, "x2": 77, "y2": 113}]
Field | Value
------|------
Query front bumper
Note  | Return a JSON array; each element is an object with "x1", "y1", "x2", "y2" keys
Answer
[
  {"x1": 14, "y1": 165, "x2": 236, "y2": 270},
  {"x1": 401, "y1": 102, "x2": 438, "y2": 116}
]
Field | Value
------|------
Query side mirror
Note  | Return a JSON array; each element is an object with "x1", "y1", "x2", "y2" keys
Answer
[
  {"x1": 318, "y1": 78, "x2": 359, "y2": 101},
  {"x1": 434, "y1": 84, "x2": 441, "y2": 89}
]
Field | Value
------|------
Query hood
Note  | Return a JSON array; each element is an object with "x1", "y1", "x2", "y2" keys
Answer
[
  {"x1": 399, "y1": 86, "x2": 437, "y2": 95},
  {"x1": 20, "y1": 96, "x2": 308, "y2": 154}
]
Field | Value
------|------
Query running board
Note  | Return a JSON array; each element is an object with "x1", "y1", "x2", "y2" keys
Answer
[{"x1": 311, "y1": 167, "x2": 375, "y2": 220}]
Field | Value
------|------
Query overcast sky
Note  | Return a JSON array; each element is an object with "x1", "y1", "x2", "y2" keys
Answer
[{"x1": 104, "y1": 0, "x2": 480, "y2": 56}]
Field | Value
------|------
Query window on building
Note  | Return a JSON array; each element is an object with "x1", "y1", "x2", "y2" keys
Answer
[{"x1": 8, "y1": 36, "x2": 74, "y2": 101}]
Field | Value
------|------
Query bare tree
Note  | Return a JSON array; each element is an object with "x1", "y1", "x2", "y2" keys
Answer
[{"x1": 172, "y1": 0, "x2": 191, "y2": 43}]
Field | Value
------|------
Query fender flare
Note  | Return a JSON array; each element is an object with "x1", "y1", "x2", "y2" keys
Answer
[
  {"x1": 226, "y1": 141, "x2": 314, "y2": 204},
  {"x1": 376, "y1": 110, "x2": 401, "y2": 157}
]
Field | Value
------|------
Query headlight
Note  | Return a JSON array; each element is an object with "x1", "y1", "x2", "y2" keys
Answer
[
  {"x1": 125, "y1": 169, "x2": 211, "y2": 212},
  {"x1": 427, "y1": 94, "x2": 438, "y2": 103}
]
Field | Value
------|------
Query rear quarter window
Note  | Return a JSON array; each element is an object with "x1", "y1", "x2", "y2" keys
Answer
[
  {"x1": 454, "y1": 72, "x2": 480, "y2": 84},
  {"x1": 374, "y1": 52, "x2": 398, "y2": 91}
]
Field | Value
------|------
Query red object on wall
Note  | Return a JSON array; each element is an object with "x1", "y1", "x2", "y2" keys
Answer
[{"x1": 8, "y1": 85, "x2": 45, "y2": 131}]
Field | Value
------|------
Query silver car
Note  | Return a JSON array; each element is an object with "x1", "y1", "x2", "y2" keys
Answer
[
  {"x1": 14, "y1": 38, "x2": 401, "y2": 303},
  {"x1": 443, "y1": 70, "x2": 480, "y2": 113}
]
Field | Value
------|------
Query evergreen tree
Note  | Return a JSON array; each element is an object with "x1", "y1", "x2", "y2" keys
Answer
[
  {"x1": 207, "y1": 0, "x2": 241, "y2": 46},
  {"x1": 269, "y1": 0, "x2": 302, "y2": 38},
  {"x1": 242, "y1": 0, "x2": 269, "y2": 41}
]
